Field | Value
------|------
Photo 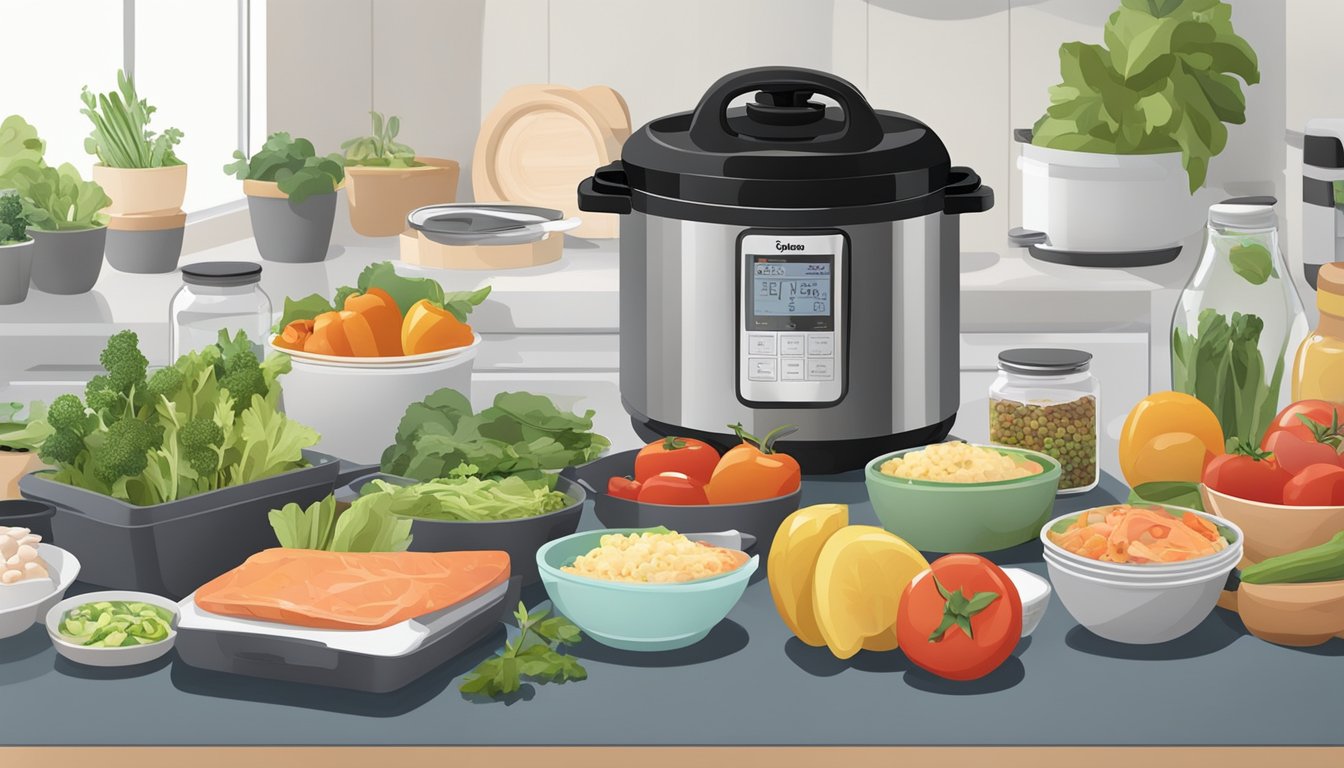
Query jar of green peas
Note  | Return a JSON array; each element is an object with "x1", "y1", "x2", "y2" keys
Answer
[{"x1": 989, "y1": 348, "x2": 1099, "y2": 494}]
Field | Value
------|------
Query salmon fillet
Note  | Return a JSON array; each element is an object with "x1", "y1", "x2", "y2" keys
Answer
[{"x1": 195, "y1": 548, "x2": 511, "y2": 630}]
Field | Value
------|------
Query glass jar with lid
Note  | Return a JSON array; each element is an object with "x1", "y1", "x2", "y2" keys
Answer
[
  {"x1": 169, "y1": 262, "x2": 273, "y2": 359},
  {"x1": 989, "y1": 348, "x2": 1099, "y2": 494}
]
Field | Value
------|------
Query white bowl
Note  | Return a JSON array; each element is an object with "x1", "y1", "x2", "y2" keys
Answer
[
  {"x1": 1041, "y1": 504, "x2": 1243, "y2": 578},
  {"x1": 270, "y1": 333, "x2": 481, "y2": 367},
  {"x1": 1003, "y1": 567, "x2": 1051, "y2": 637},
  {"x1": 0, "y1": 544, "x2": 80, "y2": 640},
  {"x1": 45, "y1": 590, "x2": 178, "y2": 667}
]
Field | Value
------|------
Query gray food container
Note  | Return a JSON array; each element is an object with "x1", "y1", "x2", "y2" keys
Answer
[
  {"x1": 338, "y1": 473, "x2": 586, "y2": 585},
  {"x1": 19, "y1": 450, "x2": 355, "y2": 598},
  {"x1": 174, "y1": 576, "x2": 520, "y2": 694}
]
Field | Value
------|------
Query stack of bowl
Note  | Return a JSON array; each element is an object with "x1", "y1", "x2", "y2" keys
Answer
[{"x1": 1041, "y1": 506, "x2": 1243, "y2": 645}]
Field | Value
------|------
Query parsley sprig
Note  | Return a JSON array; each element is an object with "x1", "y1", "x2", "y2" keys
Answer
[{"x1": 459, "y1": 602, "x2": 588, "y2": 699}]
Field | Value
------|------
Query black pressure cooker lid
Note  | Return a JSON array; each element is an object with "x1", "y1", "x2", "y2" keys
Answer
[{"x1": 619, "y1": 67, "x2": 953, "y2": 212}]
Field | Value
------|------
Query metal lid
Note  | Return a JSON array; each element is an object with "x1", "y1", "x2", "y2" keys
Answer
[
  {"x1": 1209, "y1": 203, "x2": 1277, "y2": 231},
  {"x1": 997, "y1": 348, "x2": 1092, "y2": 376},
  {"x1": 407, "y1": 204, "x2": 566, "y2": 245},
  {"x1": 181, "y1": 261, "x2": 262, "y2": 287}
]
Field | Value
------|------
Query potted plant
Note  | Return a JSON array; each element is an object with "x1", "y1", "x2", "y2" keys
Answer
[
  {"x1": 225, "y1": 132, "x2": 344, "y2": 263},
  {"x1": 82, "y1": 69, "x2": 186, "y2": 216},
  {"x1": 14, "y1": 162, "x2": 112, "y2": 294},
  {"x1": 0, "y1": 191, "x2": 32, "y2": 305},
  {"x1": 341, "y1": 111, "x2": 459, "y2": 237},
  {"x1": 1015, "y1": 0, "x2": 1259, "y2": 266}
]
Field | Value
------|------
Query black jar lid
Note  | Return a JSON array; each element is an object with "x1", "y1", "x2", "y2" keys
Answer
[
  {"x1": 181, "y1": 261, "x2": 262, "y2": 287},
  {"x1": 998, "y1": 348, "x2": 1092, "y2": 376}
]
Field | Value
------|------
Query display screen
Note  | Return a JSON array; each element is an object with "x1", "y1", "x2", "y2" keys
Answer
[{"x1": 746, "y1": 254, "x2": 834, "y2": 331}]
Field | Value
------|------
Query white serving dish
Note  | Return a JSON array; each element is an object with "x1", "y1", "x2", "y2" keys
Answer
[
  {"x1": 1003, "y1": 567, "x2": 1051, "y2": 638},
  {"x1": 45, "y1": 590, "x2": 178, "y2": 667},
  {"x1": 0, "y1": 544, "x2": 79, "y2": 640}
]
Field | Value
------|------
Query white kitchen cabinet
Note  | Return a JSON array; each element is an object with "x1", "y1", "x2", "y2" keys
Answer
[{"x1": 957, "y1": 332, "x2": 1149, "y2": 478}]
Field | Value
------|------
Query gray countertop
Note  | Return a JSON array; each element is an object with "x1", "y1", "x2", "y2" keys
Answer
[{"x1": 2, "y1": 470, "x2": 1340, "y2": 747}]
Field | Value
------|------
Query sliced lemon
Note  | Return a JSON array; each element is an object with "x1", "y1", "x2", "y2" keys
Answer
[
  {"x1": 812, "y1": 526, "x2": 929, "y2": 659},
  {"x1": 767, "y1": 503, "x2": 848, "y2": 647}
]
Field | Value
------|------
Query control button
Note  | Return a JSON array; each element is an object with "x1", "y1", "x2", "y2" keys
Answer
[
  {"x1": 780, "y1": 334, "x2": 805, "y2": 357},
  {"x1": 748, "y1": 358, "x2": 778, "y2": 381},
  {"x1": 748, "y1": 334, "x2": 777, "y2": 355},
  {"x1": 807, "y1": 334, "x2": 834, "y2": 357},
  {"x1": 782, "y1": 359, "x2": 805, "y2": 381},
  {"x1": 807, "y1": 359, "x2": 834, "y2": 381}
]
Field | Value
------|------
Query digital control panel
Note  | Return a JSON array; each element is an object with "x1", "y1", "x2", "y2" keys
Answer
[{"x1": 738, "y1": 231, "x2": 846, "y2": 406}]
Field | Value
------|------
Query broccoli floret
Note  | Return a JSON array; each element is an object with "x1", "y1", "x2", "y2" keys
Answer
[
  {"x1": 39, "y1": 430, "x2": 85, "y2": 466},
  {"x1": 46, "y1": 395, "x2": 88, "y2": 432},
  {"x1": 144, "y1": 366, "x2": 185, "y2": 403},
  {"x1": 99, "y1": 330, "x2": 149, "y2": 393},
  {"x1": 90, "y1": 417, "x2": 163, "y2": 486},
  {"x1": 84, "y1": 374, "x2": 124, "y2": 416},
  {"x1": 0, "y1": 194, "x2": 26, "y2": 244},
  {"x1": 217, "y1": 353, "x2": 266, "y2": 414},
  {"x1": 179, "y1": 417, "x2": 225, "y2": 477}
]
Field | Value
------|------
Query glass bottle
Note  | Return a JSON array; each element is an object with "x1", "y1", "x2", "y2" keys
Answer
[
  {"x1": 1171, "y1": 203, "x2": 1308, "y2": 447},
  {"x1": 1292, "y1": 262, "x2": 1344, "y2": 402},
  {"x1": 989, "y1": 348, "x2": 1100, "y2": 494},
  {"x1": 169, "y1": 262, "x2": 273, "y2": 359}
]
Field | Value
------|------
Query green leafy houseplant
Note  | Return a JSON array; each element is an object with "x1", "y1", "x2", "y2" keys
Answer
[
  {"x1": 1031, "y1": 0, "x2": 1259, "y2": 192},
  {"x1": 10, "y1": 163, "x2": 111, "y2": 232},
  {"x1": 80, "y1": 69, "x2": 184, "y2": 169},
  {"x1": 342, "y1": 111, "x2": 422, "y2": 168},
  {"x1": 224, "y1": 132, "x2": 344, "y2": 205},
  {"x1": 0, "y1": 114, "x2": 45, "y2": 182}
]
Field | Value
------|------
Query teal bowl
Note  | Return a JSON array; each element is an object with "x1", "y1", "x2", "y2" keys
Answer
[
  {"x1": 864, "y1": 445, "x2": 1061, "y2": 553},
  {"x1": 536, "y1": 528, "x2": 759, "y2": 652}
]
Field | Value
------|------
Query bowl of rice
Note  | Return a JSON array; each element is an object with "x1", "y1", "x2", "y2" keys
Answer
[
  {"x1": 536, "y1": 528, "x2": 758, "y2": 652},
  {"x1": 865, "y1": 442, "x2": 1061, "y2": 553}
]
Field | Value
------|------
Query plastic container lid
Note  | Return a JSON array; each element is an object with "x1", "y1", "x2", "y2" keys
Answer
[
  {"x1": 181, "y1": 261, "x2": 262, "y2": 287},
  {"x1": 998, "y1": 348, "x2": 1092, "y2": 376},
  {"x1": 1209, "y1": 203, "x2": 1277, "y2": 232}
]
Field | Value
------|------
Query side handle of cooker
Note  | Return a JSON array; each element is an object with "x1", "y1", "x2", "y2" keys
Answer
[
  {"x1": 578, "y1": 161, "x2": 632, "y2": 215},
  {"x1": 944, "y1": 166, "x2": 995, "y2": 215}
]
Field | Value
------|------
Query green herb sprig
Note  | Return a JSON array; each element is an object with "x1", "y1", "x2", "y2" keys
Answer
[{"x1": 460, "y1": 602, "x2": 587, "y2": 699}]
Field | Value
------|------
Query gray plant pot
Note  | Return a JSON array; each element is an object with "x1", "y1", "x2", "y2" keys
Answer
[
  {"x1": 247, "y1": 192, "x2": 336, "y2": 263},
  {"x1": 105, "y1": 226, "x2": 185, "y2": 273},
  {"x1": 28, "y1": 227, "x2": 107, "y2": 295},
  {"x1": 0, "y1": 239, "x2": 34, "y2": 304}
]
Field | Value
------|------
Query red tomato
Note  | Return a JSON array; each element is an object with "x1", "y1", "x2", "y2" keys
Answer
[
  {"x1": 1260, "y1": 400, "x2": 1344, "y2": 451},
  {"x1": 896, "y1": 554, "x2": 1022, "y2": 682},
  {"x1": 1264, "y1": 431, "x2": 1344, "y2": 475},
  {"x1": 704, "y1": 424, "x2": 802, "y2": 504},
  {"x1": 1281, "y1": 464, "x2": 1344, "y2": 507},
  {"x1": 1201, "y1": 450, "x2": 1291, "y2": 504},
  {"x1": 637, "y1": 472, "x2": 709, "y2": 505},
  {"x1": 607, "y1": 476, "x2": 642, "y2": 501},
  {"x1": 634, "y1": 437, "x2": 720, "y2": 485}
]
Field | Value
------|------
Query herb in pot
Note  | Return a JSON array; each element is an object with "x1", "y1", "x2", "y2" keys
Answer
[
  {"x1": 460, "y1": 602, "x2": 587, "y2": 700},
  {"x1": 6, "y1": 162, "x2": 110, "y2": 231},
  {"x1": 224, "y1": 132, "x2": 344, "y2": 205},
  {"x1": 80, "y1": 70, "x2": 183, "y2": 169},
  {"x1": 342, "y1": 111, "x2": 422, "y2": 168}
]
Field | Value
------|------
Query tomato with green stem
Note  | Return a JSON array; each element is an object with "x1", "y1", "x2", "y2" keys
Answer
[
  {"x1": 896, "y1": 554, "x2": 1022, "y2": 682},
  {"x1": 705, "y1": 423, "x2": 802, "y2": 504},
  {"x1": 1260, "y1": 401, "x2": 1344, "y2": 451},
  {"x1": 1201, "y1": 440, "x2": 1292, "y2": 504},
  {"x1": 634, "y1": 436, "x2": 720, "y2": 485}
]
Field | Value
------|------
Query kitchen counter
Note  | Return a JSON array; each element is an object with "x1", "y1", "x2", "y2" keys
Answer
[{"x1": 2, "y1": 470, "x2": 1340, "y2": 748}]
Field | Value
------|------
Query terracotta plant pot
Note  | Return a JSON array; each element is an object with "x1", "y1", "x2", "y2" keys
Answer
[
  {"x1": 0, "y1": 239, "x2": 34, "y2": 305},
  {"x1": 1237, "y1": 580, "x2": 1344, "y2": 647},
  {"x1": 243, "y1": 180, "x2": 337, "y2": 264},
  {"x1": 106, "y1": 210, "x2": 186, "y2": 274},
  {"x1": 28, "y1": 227, "x2": 108, "y2": 295},
  {"x1": 345, "y1": 156, "x2": 459, "y2": 237},
  {"x1": 92, "y1": 164, "x2": 188, "y2": 216}
]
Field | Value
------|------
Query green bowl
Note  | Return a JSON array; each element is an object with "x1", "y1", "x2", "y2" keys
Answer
[
  {"x1": 864, "y1": 444, "x2": 1062, "y2": 553},
  {"x1": 536, "y1": 528, "x2": 758, "y2": 652}
]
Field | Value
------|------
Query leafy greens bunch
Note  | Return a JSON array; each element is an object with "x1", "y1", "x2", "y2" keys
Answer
[
  {"x1": 460, "y1": 602, "x2": 587, "y2": 699},
  {"x1": 0, "y1": 115, "x2": 110, "y2": 231},
  {"x1": 224, "y1": 132, "x2": 344, "y2": 205},
  {"x1": 81, "y1": 69, "x2": 184, "y2": 169},
  {"x1": 274, "y1": 260, "x2": 490, "y2": 331},
  {"x1": 381, "y1": 389, "x2": 610, "y2": 482},
  {"x1": 1171, "y1": 308, "x2": 1282, "y2": 447},
  {"x1": 342, "y1": 111, "x2": 421, "y2": 168},
  {"x1": 1031, "y1": 0, "x2": 1259, "y2": 191},
  {"x1": 39, "y1": 329, "x2": 319, "y2": 506},
  {"x1": 359, "y1": 465, "x2": 573, "y2": 522},
  {"x1": 0, "y1": 402, "x2": 52, "y2": 452},
  {"x1": 269, "y1": 494, "x2": 416, "y2": 553}
]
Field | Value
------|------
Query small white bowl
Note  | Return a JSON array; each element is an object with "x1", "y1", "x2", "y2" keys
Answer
[
  {"x1": 1003, "y1": 567, "x2": 1052, "y2": 637},
  {"x1": 45, "y1": 590, "x2": 178, "y2": 667},
  {"x1": 0, "y1": 545, "x2": 80, "y2": 640}
]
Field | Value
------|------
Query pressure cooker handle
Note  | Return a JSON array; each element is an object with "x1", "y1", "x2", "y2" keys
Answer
[
  {"x1": 944, "y1": 166, "x2": 995, "y2": 215},
  {"x1": 577, "y1": 161, "x2": 632, "y2": 215},
  {"x1": 688, "y1": 67, "x2": 885, "y2": 153}
]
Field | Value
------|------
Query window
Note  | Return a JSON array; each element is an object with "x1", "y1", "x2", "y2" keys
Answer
[{"x1": 4, "y1": 0, "x2": 263, "y2": 213}]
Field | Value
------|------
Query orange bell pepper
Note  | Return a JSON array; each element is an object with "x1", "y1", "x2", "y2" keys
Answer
[
  {"x1": 401, "y1": 299, "x2": 475, "y2": 355},
  {"x1": 274, "y1": 319, "x2": 315, "y2": 351},
  {"x1": 304, "y1": 311, "x2": 354, "y2": 357},
  {"x1": 705, "y1": 423, "x2": 802, "y2": 504},
  {"x1": 342, "y1": 287, "x2": 402, "y2": 357}
]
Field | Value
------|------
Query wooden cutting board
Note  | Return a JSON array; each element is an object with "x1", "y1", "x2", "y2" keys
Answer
[{"x1": 473, "y1": 85, "x2": 630, "y2": 240}]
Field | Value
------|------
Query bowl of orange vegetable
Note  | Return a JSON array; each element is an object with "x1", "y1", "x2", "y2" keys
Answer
[
  {"x1": 574, "y1": 425, "x2": 803, "y2": 557},
  {"x1": 269, "y1": 261, "x2": 490, "y2": 464},
  {"x1": 1041, "y1": 503, "x2": 1243, "y2": 644}
]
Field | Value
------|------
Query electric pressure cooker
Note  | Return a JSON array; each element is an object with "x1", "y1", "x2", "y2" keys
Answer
[{"x1": 578, "y1": 67, "x2": 993, "y2": 473}]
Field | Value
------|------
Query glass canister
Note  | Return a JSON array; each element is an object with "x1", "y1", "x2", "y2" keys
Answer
[
  {"x1": 169, "y1": 262, "x2": 273, "y2": 359},
  {"x1": 989, "y1": 348, "x2": 1099, "y2": 494},
  {"x1": 1171, "y1": 204, "x2": 1308, "y2": 447},
  {"x1": 1292, "y1": 262, "x2": 1344, "y2": 402}
]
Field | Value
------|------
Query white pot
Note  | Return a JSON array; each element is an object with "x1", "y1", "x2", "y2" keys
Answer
[
  {"x1": 271, "y1": 334, "x2": 481, "y2": 465},
  {"x1": 1018, "y1": 143, "x2": 1214, "y2": 254}
]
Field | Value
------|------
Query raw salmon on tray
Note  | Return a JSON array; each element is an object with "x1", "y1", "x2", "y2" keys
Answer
[{"x1": 195, "y1": 548, "x2": 511, "y2": 630}]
